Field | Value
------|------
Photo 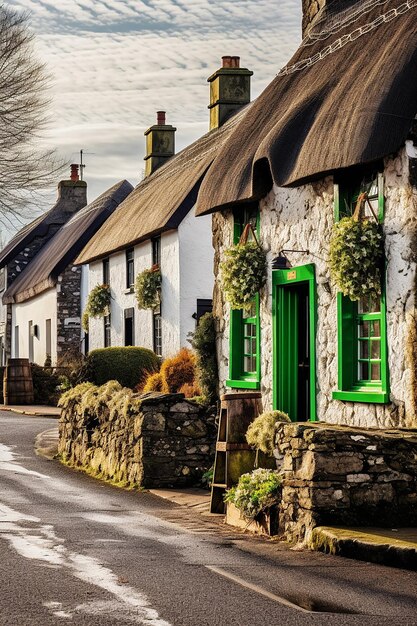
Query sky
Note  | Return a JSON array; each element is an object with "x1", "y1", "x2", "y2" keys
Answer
[{"x1": 5, "y1": 0, "x2": 302, "y2": 234}]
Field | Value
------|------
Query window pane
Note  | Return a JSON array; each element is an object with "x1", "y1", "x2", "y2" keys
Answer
[
  {"x1": 372, "y1": 321, "x2": 381, "y2": 337},
  {"x1": 359, "y1": 361, "x2": 369, "y2": 380},
  {"x1": 359, "y1": 340, "x2": 369, "y2": 359},
  {"x1": 371, "y1": 363, "x2": 381, "y2": 381},
  {"x1": 244, "y1": 355, "x2": 256, "y2": 373},
  {"x1": 371, "y1": 341, "x2": 380, "y2": 359},
  {"x1": 359, "y1": 321, "x2": 370, "y2": 338}
]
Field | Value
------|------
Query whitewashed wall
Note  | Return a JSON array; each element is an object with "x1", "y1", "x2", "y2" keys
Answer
[
  {"x1": 213, "y1": 147, "x2": 417, "y2": 429},
  {"x1": 86, "y1": 205, "x2": 214, "y2": 358},
  {"x1": 11, "y1": 289, "x2": 57, "y2": 365},
  {"x1": 178, "y1": 210, "x2": 214, "y2": 348}
]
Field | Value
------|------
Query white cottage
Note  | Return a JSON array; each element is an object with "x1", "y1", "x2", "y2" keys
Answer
[
  {"x1": 195, "y1": 0, "x2": 417, "y2": 429},
  {"x1": 76, "y1": 57, "x2": 253, "y2": 358},
  {"x1": 1, "y1": 178, "x2": 132, "y2": 365}
]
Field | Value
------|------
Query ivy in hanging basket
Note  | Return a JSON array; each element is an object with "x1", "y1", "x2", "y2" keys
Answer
[
  {"x1": 220, "y1": 237, "x2": 267, "y2": 311},
  {"x1": 84, "y1": 284, "x2": 111, "y2": 326},
  {"x1": 329, "y1": 216, "x2": 384, "y2": 301},
  {"x1": 135, "y1": 265, "x2": 161, "y2": 310}
]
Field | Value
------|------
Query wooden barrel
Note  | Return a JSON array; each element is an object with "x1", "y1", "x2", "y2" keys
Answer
[{"x1": 3, "y1": 358, "x2": 34, "y2": 405}]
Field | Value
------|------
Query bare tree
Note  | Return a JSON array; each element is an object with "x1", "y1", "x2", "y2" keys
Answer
[{"x1": 0, "y1": 4, "x2": 65, "y2": 230}]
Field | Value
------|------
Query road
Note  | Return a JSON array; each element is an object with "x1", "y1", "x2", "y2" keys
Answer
[{"x1": 0, "y1": 411, "x2": 416, "y2": 626}]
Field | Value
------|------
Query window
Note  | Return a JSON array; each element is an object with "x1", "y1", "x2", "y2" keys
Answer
[
  {"x1": 333, "y1": 169, "x2": 389, "y2": 403},
  {"x1": 124, "y1": 308, "x2": 134, "y2": 346},
  {"x1": 126, "y1": 248, "x2": 134, "y2": 289},
  {"x1": 103, "y1": 258, "x2": 110, "y2": 285},
  {"x1": 227, "y1": 204, "x2": 261, "y2": 390},
  {"x1": 28, "y1": 321, "x2": 34, "y2": 362},
  {"x1": 196, "y1": 299, "x2": 212, "y2": 323},
  {"x1": 104, "y1": 314, "x2": 111, "y2": 348},
  {"x1": 14, "y1": 326, "x2": 19, "y2": 358},
  {"x1": 153, "y1": 314, "x2": 162, "y2": 356},
  {"x1": 45, "y1": 319, "x2": 52, "y2": 359},
  {"x1": 152, "y1": 237, "x2": 161, "y2": 266}
]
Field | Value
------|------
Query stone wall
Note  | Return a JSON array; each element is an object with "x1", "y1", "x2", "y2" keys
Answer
[
  {"x1": 212, "y1": 148, "x2": 417, "y2": 428},
  {"x1": 276, "y1": 422, "x2": 417, "y2": 544},
  {"x1": 56, "y1": 265, "x2": 82, "y2": 364},
  {"x1": 59, "y1": 390, "x2": 217, "y2": 489}
]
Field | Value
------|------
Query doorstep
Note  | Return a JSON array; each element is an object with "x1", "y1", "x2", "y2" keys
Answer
[
  {"x1": 2, "y1": 405, "x2": 61, "y2": 418},
  {"x1": 310, "y1": 526, "x2": 417, "y2": 570}
]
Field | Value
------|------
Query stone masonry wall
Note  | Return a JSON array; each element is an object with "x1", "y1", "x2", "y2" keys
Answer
[
  {"x1": 276, "y1": 422, "x2": 417, "y2": 544},
  {"x1": 59, "y1": 391, "x2": 217, "y2": 489},
  {"x1": 56, "y1": 265, "x2": 82, "y2": 365},
  {"x1": 212, "y1": 148, "x2": 417, "y2": 428}
]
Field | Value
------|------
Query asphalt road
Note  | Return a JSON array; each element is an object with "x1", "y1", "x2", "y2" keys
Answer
[{"x1": 0, "y1": 412, "x2": 417, "y2": 626}]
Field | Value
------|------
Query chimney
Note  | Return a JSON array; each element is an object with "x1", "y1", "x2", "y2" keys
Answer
[
  {"x1": 207, "y1": 56, "x2": 253, "y2": 131},
  {"x1": 302, "y1": 0, "x2": 326, "y2": 37},
  {"x1": 144, "y1": 111, "x2": 177, "y2": 177},
  {"x1": 57, "y1": 164, "x2": 87, "y2": 207}
]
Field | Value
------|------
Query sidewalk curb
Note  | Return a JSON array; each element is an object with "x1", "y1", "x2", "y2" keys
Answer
[
  {"x1": 310, "y1": 526, "x2": 417, "y2": 571},
  {"x1": 2, "y1": 406, "x2": 61, "y2": 418}
]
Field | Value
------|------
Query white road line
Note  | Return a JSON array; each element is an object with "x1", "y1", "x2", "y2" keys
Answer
[{"x1": 206, "y1": 565, "x2": 311, "y2": 613}]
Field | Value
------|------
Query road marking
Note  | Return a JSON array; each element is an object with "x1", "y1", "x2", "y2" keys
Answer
[{"x1": 206, "y1": 566, "x2": 311, "y2": 613}]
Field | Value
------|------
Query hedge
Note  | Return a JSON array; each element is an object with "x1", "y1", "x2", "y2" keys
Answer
[{"x1": 85, "y1": 347, "x2": 159, "y2": 389}]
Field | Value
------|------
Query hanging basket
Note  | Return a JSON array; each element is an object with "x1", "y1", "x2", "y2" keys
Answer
[
  {"x1": 220, "y1": 224, "x2": 267, "y2": 311},
  {"x1": 329, "y1": 193, "x2": 384, "y2": 301},
  {"x1": 84, "y1": 284, "x2": 111, "y2": 325},
  {"x1": 135, "y1": 265, "x2": 161, "y2": 310}
]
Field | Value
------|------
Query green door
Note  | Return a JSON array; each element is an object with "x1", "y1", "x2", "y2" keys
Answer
[{"x1": 273, "y1": 264, "x2": 317, "y2": 422}]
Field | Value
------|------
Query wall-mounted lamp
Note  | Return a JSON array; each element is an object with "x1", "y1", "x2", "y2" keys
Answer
[{"x1": 271, "y1": 249, "x2": 310, "y2": 270}]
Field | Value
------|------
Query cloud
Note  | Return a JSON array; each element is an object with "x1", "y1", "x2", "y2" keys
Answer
[{"x1": 4, "y1": 0, "x2": 302, "y2": 234}]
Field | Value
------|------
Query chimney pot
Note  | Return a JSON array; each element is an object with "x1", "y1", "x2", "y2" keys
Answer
[
  {"x1": 157, "y1": 111, "x2": 166, "y2": 125},
  {"x1": 222, "y1": 56, "x2": 240, "y2": 68},
  {"x1": 70, "y1": 164, "x2": 79, "y2": 182}
]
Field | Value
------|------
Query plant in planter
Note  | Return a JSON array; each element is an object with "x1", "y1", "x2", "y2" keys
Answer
[
  {"x1": 135, "y1": 265, "x2": 161, "y2": 310},
  {"x1": 224, "y1": 468, "x2": 282, "y2": 519},
  {"x1": 329, "y1": 193, "x2": 384, "y2": 301},
  {"x1": 246, "y1": 410, "x2": 291, "y2": 458},
  {"x1": 83, "y1": 284, "x2": 111, "y2": 328},
  {"x1": 220, "y1": 224, "x2": 267, "y2": 311}
]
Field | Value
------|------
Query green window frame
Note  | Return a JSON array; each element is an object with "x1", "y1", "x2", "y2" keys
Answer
[
  {"x1": 227, "y1": 204, "x2": 261, "y2": 390},
  {"x1": 333, "y1": 170, "x2": 390, "y2": 404}
]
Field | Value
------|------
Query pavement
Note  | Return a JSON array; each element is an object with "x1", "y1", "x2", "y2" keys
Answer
[
  {"x1": 2, "y1": 410, "x2": 417, "y2": 626},
  {"x1": 2, "y1": 403, "x2": 61, "y2": 417}
]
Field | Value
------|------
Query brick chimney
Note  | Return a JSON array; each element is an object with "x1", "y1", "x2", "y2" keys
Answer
[
  {"x1": 144, "y1": 111, "x2": 177, "y2": 177},
  {"x1": 207, "y1": 56, "x2": 253, "y2": 131},
  {"x1": 58, "y1": 164, "x2": 87, "y2": 207},
  {"x1": 302, "y1": 0, "x2": 327, "y2": 37}
]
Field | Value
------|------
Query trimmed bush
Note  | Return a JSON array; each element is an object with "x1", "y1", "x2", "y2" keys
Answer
[
  {"x1": 189, "y1": 312, "x2": 218, "y2": 404},
  {"x1": 160, "y1": 348, "x2": 196, "y2": 393},
  {"x1": 85, "y1": 347, "x2": 159, "y2": 389}
]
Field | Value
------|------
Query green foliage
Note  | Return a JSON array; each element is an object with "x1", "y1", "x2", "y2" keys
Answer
[
  {"x1": 189, "y1": 312, "x2": 218, "y2": 404},
  {"x1": 224, "y1": 469, "x2": 282, "y2": 519},
  {"x1": 81, "y1": 310, "x2": 89, "y2": 333},
  {"x1": 84, "y1": 284, "x2": 111, "y2": 327},
  {"x1": 85, "y1": 347, "x2": 159, "y2": 389},
  {"x1": 220, "y1": 242, "x2": 267, "y2": 311},
  {"x1": 135, "y1": 267, "x2": 161, "y2": 310},
  {"x1": 201, "y1": 465, "x2": 213, "y2": 490},
  {"x1": 59, "y1": 382, "x2": 95, "y2": 410},
  {"x1": 31, "y1": 363, "x2": 60, "y2": 406},
  {"x1": 246, "y1": 410, "x2": 291, "y2": 456},
  {"x1": 329, "y1": 217, "x2": 384, "y2": 301}
]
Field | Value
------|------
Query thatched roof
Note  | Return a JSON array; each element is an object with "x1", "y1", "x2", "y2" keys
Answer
[
  {"x1": 0, "y1": 181, "x2": 87, "y2": 269},
  {"x1": 195, "y1": 0, "x2": 417, "y2": 215},
  {"x1": 75, "y1": 110, "x2": 245, "y2": 265},
  {"x1": 3, "y1": 180, "x2": 133, "y2": 304}
]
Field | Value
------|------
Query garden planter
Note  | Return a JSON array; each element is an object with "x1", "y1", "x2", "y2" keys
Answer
[{"x1": 225, "y1": 501, "x2": 279, "y2": 536}]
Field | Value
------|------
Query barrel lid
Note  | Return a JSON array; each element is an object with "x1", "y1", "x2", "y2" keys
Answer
[{"x1": 221, "y1": 392, "x2": 262, "y2": 401}]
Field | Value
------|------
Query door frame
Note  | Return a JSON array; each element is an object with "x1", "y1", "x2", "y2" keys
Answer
[{"x1": 272, "y1": 263, "x2": 317, "y2": 422}]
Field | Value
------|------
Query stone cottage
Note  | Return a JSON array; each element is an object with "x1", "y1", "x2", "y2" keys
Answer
[
  {"x1": 195, "y1": 0, "x2": 417, "y2": 429},
  {"x1": 0, "y1": 166, "x2": 87, "y2": 365},
  {"x1": 76, "y1": 57, "x2": 253, "y2": 358},
  {"x1": 1, "y1": 175, "x2": 132, "y2": 365}
]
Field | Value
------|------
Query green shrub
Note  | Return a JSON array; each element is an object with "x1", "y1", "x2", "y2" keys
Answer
[
  {"x1": 85, "y1": 347, "x2": 159, "y2": 389},
  {"x1": 31, "y1": 363, "x2": 61, "y2": 406},
  {"x1": 246, "y1": 410, "x2": 291, "y2": 456},
  {"x1": 135, "y1": 267, "x2": 161, "y2": 310},
  {"x1": 329, "y1": 217, "x2": 384, "y2": 301},
  {"x1": 220, "y1": 242, "x2": 267, "y2": 311},
  {"x1": 189, "y1": 312, "x2": 218, "y2": 404},
  {"x1": 224, "y1": 468, "x2": 282, "y2": 519}
]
